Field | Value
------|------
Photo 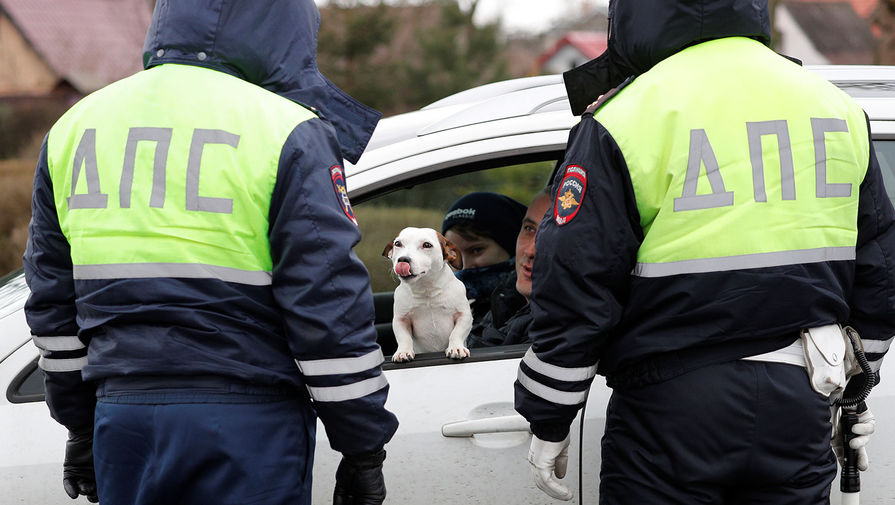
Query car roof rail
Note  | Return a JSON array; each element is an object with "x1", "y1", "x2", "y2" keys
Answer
[{"x1": 422, "y1": 74, "x2": 564, "y2": 111}]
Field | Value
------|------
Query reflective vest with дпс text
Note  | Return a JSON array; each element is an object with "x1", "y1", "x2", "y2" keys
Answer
[
  {"x1": 595, "y1": 37, "x2": 869, "y2": 278},
  {"x1": 46, "y1": 64, "x2": 319, "y2": 285}
]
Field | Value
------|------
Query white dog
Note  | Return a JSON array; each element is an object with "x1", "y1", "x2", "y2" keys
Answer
[{"x1": 382, "y1": 227, "x2": 473, "y2": 363}]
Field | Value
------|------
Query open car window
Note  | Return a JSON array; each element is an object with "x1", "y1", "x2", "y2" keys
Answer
[{"x1": 353, "y1": 160, "x2": 557, "y2": 366}]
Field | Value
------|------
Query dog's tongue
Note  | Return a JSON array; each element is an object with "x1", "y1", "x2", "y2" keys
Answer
[{"x1": 395, "y1": 262, "x2": 412, "y2": 277}]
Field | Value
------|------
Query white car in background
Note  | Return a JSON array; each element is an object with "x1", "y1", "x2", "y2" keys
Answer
[{"x1": 2, "y1": 66, "x2": 895, "y2": 504}]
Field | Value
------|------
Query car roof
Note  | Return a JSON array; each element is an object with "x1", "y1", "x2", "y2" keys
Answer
[
  {"x1": 346, "y1": 75, "x2": 574, "y2": 198},
  {"x1": 811, "y1": 65, "x2": 895, "y2": 99},
  {"x1": 813, "y1": 66, "x2": 895, "y2": 136},
  {"x1": 0, "y1": 270, "x2": 29, "y2": 358},
  {"x1": 397, "y1": 65, "x2": 895, "y2": 137},
  {"x1": 346, "y1": 65, "x2": 895, "y2": 199},
  {"x1": 361, "y1": 74, "x2": 567, "y2": 152}
]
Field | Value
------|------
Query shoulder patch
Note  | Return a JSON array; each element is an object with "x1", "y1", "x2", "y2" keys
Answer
[
  {"x1": 330, "y1": 165, "x2": 357, "y2": 225},
  {"x1": 554, "y1": 165, "x2": 587, "y2": 226}
]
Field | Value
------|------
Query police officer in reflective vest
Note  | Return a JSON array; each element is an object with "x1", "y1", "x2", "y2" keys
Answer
[
  {"x1": 23, "y1": 1, "x2": 398, "y2": 504},
  {"x1": 514, "y1": 1, "x2": 895, "y2": 503}
]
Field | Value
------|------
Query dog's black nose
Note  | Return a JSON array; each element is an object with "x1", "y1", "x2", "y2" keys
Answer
[{"x1": 397, "y1": 256, "x2": 411, "y2": 264}]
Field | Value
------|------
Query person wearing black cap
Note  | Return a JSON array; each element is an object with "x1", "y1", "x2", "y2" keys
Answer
[
  {"x1": 467, "y1": 187, "x2": 554, "y2": 349},
  {"x1": 441, "y1": 192, "x2": 527, "y2": 323}
]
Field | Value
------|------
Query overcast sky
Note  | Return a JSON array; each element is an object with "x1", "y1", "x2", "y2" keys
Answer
[
  {"x1": 465, "y1": 0, "x2": 608, "y2": 33},
  {"x1": 315, "y1": 1, "x2": 609, "y2": 35}
]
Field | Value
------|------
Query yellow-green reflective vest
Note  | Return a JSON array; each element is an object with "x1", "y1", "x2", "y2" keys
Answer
[
  {"x1": 47, "y1": 64, "x2": 318, "y2": 285},
  {"x1": 596, "y1": 37, "x2": 869, "y2": 277}
]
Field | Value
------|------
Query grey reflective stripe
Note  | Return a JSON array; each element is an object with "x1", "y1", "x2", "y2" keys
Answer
[
  {"x1": 522, "y1": 348, "x2": 597, "y2": 382},
  {"x1": 120, "y1": 127, "x2": 172, "y2": 209},
  {"x1": 634, "y1": 246, "x2": 855, "y2": 277},
  {"x1": 38, "y1": 355, "x2": 88, "y2": 373},
  {"x1": 862, "y1": 336, "x2": 893, "y2": 354},
  {"x1": 73, "y1": 263, "x2": 272, "y2": 285},
  {"x1": 68, "y1": 129, "x2": 109, "y2": 209},
  {"x1": 674, "y1": 129, "x2": 734, "y2": 211},
  {"x1": 296, "y1": 348, "x2": 384, "y2": 377},
  {"x1": 32, "y1": 335, "x2": 84, "y2": 351},
  {"x1": 517, "y1": 369, "x2": 588, "y2": 406},
  {"x1": 306, "y1": 374, "x2": 388, "y2": 403},
  {"x1": 747, "y1": 120, "x2": 795, "y2": 202},
  {"x1": 812, "y1": 118, "x2": 852, "y2": 198},
  {"x1": 186, "y1": 128, "x2": 237, "y2": 213}
]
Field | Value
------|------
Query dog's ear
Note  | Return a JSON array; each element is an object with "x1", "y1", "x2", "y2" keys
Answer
[
  {"x1": 382, "y1": 240, "x2": 395, "y2": 259},
  {"x1": 437, "y1": 232, "x2": 463, "y2": 270}
]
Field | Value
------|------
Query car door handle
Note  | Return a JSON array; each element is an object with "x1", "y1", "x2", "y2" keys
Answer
[{"x1": 441, "y1": 414, "x2": 531, "y2": 437}]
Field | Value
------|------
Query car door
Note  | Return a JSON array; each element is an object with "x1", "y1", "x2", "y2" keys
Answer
[
  {"x1": 309, "y1": 158, "x2": 611, "y2": 504},
  {"x1": 312, "y1": 353, "x2": 598, "y2": 504},
  {"x1": 0, "y1": 276, "x2": 70, "y2": 504}
]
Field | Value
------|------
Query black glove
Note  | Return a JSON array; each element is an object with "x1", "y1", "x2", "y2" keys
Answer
[
  {"x1": 63, "y1": 430, "x2": 98, "y2": 503},
  {"x1": 333, "y1": 449, "x2": 387, "y2": 505}
]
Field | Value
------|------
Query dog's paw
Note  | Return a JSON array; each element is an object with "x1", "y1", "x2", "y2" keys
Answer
[
  {"x1": 392, "y1": 349, "x2": 415, "y2": 363},
  {"x1": 445, "y1": 345, "x2": 470, "y2": 360}
]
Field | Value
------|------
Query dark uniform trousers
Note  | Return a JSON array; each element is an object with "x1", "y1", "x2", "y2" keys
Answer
[
  {"x1": 93, "y1": 379, "x2": 316, "y2": 505},
  {"x1": 600, "y1": 360, "x2": 837, "y2": 505}
]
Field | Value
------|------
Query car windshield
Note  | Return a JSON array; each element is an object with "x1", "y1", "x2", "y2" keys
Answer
[{"x1": 0, "y1": 268, "x2": 27, "y2": 320}]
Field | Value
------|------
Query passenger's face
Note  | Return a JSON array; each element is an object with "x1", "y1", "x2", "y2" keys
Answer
[
  {"x1": 443, "y1": 230, "x2": 510, "y2": 270},
  {"x1": 515, "y1": 194, "x2": 552, "y2": 299}
]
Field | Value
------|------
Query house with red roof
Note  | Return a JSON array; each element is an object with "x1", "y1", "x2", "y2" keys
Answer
[
  {"x1": 537, "y1": 31, "x2": 607, "y2": 75},
  {"x1": 0, "y1": 0, "x2": 152, "y2": 99}
]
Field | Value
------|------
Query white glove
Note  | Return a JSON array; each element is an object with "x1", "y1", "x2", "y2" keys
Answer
[
  {"x1": 832, "y1": 406, "x2": 876, "y2": 471},
  {"x1": 528, "y1": 434, "x2": 573, "y2": 501}
]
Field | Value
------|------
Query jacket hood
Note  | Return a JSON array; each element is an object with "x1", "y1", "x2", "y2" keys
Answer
[
  {"x1": 564, "y1": 0, "x2": 771, "y2": 115},
  {"x1": 143, "y1": 0, "x2": 379, "y2": 164}
]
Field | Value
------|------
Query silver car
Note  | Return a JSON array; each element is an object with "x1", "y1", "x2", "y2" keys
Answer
[{"x1": 2, "y1": 66, "x2": 895, "y2": 504}]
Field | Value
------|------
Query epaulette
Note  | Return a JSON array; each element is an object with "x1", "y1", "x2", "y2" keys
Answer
[
  {"x1": 584, "y1": 76, "x2": 635, "y2": 116},
  {"x1": 291, "y1": 99, "x2": 325, "y2": 119}
]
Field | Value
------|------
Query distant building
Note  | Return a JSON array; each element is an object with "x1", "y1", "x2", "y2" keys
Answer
[
  {"x1": 0, "y1": 0, "x2": 152, "y2": 99},
  {"x1": 870, "y1": 0, "x2": 895, "y2": 63},
  {"x1": 850, "y1": 0, "x2": 880, "y2": 17},
  {"x1": 535, "y1": 1, "x2": 878, "y2": 73},
  {"x1": 775, "y1": 0, "x2": 877, "y2": 64},
  {"x1": 537, "y1": 31, "x2": 607, "y2": 74}
]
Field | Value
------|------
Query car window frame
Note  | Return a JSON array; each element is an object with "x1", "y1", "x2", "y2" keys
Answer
[
  {"x1": 350, "y1": 151, "x2": 566, "y2": 206},
  {"x1": 6, "y1": 356, "x2": 43, "y2": 404},
  {"x1": 382, "y1": 343, "x2": 531, "y2": 370},
  {"x1": 352, "y1": 150, "x2": 565, "y2": 368}
]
